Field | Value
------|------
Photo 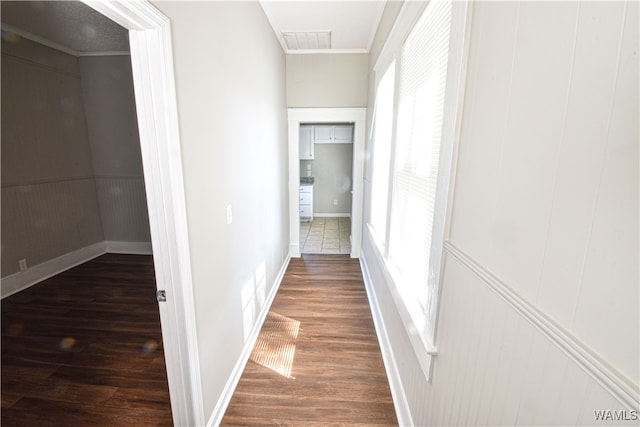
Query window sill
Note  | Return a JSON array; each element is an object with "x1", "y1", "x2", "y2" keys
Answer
[{"x1": 366, "y1": 223, "x2": 437, "y2": 381}]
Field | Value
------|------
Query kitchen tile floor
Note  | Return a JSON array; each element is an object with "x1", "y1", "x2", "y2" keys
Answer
[{"x1": 300, "y1": 217, "x2": 351, "y2": 254}]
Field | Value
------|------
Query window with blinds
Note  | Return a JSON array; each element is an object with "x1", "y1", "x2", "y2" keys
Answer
[
  {"x1": 388, "y1": 0, "x2": 452, "y2": 318},
  {"x1": 366, "y1": 0, "x2": 467, "y2": 372}
]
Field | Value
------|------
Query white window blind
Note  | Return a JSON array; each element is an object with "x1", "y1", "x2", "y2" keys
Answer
[
  {"x1": 388, "y1": 0, "x2": 452, "y2": 316},
  {"x1": 370, "y1": 61, "x2": 396, "y2": 244}
]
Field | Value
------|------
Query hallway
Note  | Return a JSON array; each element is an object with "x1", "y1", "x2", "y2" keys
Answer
[{"x1": 222, "y1": 254, "x2": 397, "y2": 425}]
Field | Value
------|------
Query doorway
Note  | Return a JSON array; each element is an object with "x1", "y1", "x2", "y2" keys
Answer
[
  {"x1": 1, "y1": 0, "x2": 202, "y2": 424},
  {"x1": 298, "y1": 122, "x2": 354, "y2": 254},
  {"x1": 288, "y1": 108, "x2": 366, "y2": 259},
  {"x1": 80, "y1": 2, "x2": 204, "y2": 425}
]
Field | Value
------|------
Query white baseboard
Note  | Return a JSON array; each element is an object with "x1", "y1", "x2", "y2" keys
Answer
[
  {"x1": 1, "y1": 241, "x2": 106, "y2": 299},
  {"x1": 105, "y1": 240, "x2": 153, "y2": 255},
  {"x1": 1, "y1": 240, "x2": 154, "y2": 299},
  {"x1": 360, "y1": 253, "x2": 414, "y2": 427},
  {"x1": 207, "y1": 253, "x2": 292, "y2": 426},
  {"x1": 313, "y1": 213, "x2": 351, "y2": 218}
]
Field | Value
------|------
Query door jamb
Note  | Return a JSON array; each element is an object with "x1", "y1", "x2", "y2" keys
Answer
[
  {"x1": 80, "y1": 1, "x2": 204, "y2": 425},
  {"x1": 288, "y1": 108, "x2": 367, "y2": 258}
]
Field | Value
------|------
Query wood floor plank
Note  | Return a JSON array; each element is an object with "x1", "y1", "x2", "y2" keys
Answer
[
  {"x1": 2, "y1": 397, "x2": 172, "y2": 427},
  {"x1": 222, "y1": 254, "x2": 398, "y2": 426},
  {"x1": 1, "y1": 254, "x2": 172, "y2": 427}
]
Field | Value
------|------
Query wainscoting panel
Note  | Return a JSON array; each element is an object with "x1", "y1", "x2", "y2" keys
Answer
[
  {"x1": 94, "y1": 177, "x2": 151, "y2": 242},
  {"x1": 1, "y1": 179, "x2": 103, "y2": 277},
  {"x1": 361, "y1": 230, "x2": 638, "y2": 426}
]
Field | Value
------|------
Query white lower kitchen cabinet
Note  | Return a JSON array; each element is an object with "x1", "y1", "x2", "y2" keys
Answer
[{"x1": 300, "y1": 184, "x2": 313, "y2": 221}]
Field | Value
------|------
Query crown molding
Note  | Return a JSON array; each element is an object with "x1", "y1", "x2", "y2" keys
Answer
[
  {"x1": 1, "y1": 23, "x2": 129, "y2": 57},
  {"x1": 286, "y1": 48, "x2": 369, "y2": 55}
]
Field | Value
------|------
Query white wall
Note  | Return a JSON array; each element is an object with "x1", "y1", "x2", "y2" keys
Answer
[
  {"x1": 151, "y1": 1, "x2": 289, "y2": 419},
  {"x1": 451, "y1": 0, "x2": 638, "y2": 385},
  {"x1": 363, "y1": 1, "x2": 639, "y2": 425},
  {"x1": 286, "y1": 53, "x2": 368, "y2": 107}
]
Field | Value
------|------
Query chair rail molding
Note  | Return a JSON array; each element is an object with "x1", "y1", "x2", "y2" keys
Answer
[{"x1": 444, "y1": 242, "x2": 640, "y2": 410}]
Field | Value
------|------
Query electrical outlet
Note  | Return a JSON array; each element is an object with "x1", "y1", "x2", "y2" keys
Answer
[
  {"x1": 333, "y1": 199, "x2": 338, "y2": 206},
  {"x1": 226, "y1": 204, "x2": 233, "y2": 224},
  {"x1": 18, "y1": 259, "x2": 28, "y2": 272}
]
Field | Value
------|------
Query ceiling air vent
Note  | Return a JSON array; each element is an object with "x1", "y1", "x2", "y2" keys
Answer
[{"x1": 282, "y1": 31, "x2": 331, "y2": 50}]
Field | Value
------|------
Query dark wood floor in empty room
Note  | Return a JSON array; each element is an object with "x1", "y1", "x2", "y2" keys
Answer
[
  {"x1": 1, "y1": 254, "x2": 173, "y2": 427},
  {"x1": 222, "y1": 254, "x2": 398, "y2": 426}
]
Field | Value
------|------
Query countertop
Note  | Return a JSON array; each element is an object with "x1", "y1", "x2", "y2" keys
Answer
[{"x1": 300, "y1": 177, "x2": 314, "y2": 185}]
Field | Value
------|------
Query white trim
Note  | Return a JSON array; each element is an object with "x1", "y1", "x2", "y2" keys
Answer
[
  {"x1": 207, "y1": 254, "x2": 292, "y2": 426},
  {"x1": 104, "y1": 241, "x2": 153, "y2": 255},
  {"x1": 257, "y1": 2, "x2": 289, "y2": 53},
  {"x1": 286, "y1": 48, "x2": 369, "y2": 55},
  {"x1": 366, "y1": 1, "x2": 387, "y2": 54},
  {"x1": 77, "y1": 51, "x2": 130, "y2": 57},
  {"x1": 360, "y1": 253, "x2": 413, "y2": 427},
  {"x1": 0, "y1": 23, "x2": 129, "y2": 57},
  {"x1": 373, "y1": 1, "x2": 428, "y2": 75},
  {"x1": 424, "y1": 0, "x2": 473, "y2": 342},
  {"x1": 313, "y1": 213, "x2": 351, "y2": 218},
  {"x1": 364, "y1": 226, "x2": 436, "y2": 379},
  {"x1": 80, "y1": 1, "x2": 204, "y2": 425},
  {"x1": 1, "y1": 242, "x2": 106, "y2": 299},
  {"x1": 444, "y1": 242, "x2": 640, "y2": 410},
  {"x1": 288, "y1": 108, "x2": 366, "y2": 259}
]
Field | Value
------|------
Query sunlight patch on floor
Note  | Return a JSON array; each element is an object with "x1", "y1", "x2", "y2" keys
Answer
[{"x1": 250, "y1": 312, "x2": 300, "y2": 379}]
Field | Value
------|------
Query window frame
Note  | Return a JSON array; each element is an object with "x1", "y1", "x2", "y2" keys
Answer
[{"x1": 367, "y1": 0, "x2": 473, "y2": 380}]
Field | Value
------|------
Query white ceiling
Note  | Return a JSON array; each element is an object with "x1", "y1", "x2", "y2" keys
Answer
[
  {"x1": 260, "y1": 1, "x2": 387, "y2": 53},
  {"x1": 0, "y1": 1, "x2": 386, "y2": 55},
  {"x1": 0, "y1": 1, "x2": 129, "y2": 55}
]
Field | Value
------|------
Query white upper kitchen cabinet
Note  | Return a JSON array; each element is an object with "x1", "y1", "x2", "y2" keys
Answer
[
  {"x1": 313, "y1": 124, "x2": 354, "y2": 143},
  {"x1": 299, "y1": 124, "x2": 314, "y2": 159},
  {"x1": 313, "y1": 125, "x2": 334, "y2": 143},
  {"x1": 333, "y1": 125, "x2": 354, "y2": 143}
]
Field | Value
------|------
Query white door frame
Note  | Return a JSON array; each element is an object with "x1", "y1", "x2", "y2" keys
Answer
[
  {"x1": 81, "y1": 1, "x2": 204, "y2": 425},
  {"x1": 288, "y1": 108, "x2": 367, "y2": 258}
]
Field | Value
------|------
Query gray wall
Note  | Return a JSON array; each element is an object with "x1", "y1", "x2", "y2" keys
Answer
[
  {"x1": 1, "y1": 36, "x2": 150, "y2": 278},
  {"x1": 152, "y1": 1, "x2": 289, "y2": 419},
  {"x1": 362, "y1": 1, "x2": 639, "y2": 424},
  {"x1": 286, "y1": 53, "x2": 369, "y2": 107},
  {"x1": 287, "y1": 52, "x2": 367, "y2": 215},
  {"x1": 1, "y1": 37, "x2": 103, "y2": 276},
  {"x1": 301, "y1": 143, "x2": 353, "y2": 214},
  {"x1": 79, "y1": 56, "x2": 150, "y2": 242}
]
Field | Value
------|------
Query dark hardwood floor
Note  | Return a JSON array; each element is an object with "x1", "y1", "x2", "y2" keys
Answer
[
  {"x1": 222, "y1": 254, "x2": 398, "y2": 426},
  {"x1": 1, "y1": 253, "x2": 172, "y2": 426}
]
